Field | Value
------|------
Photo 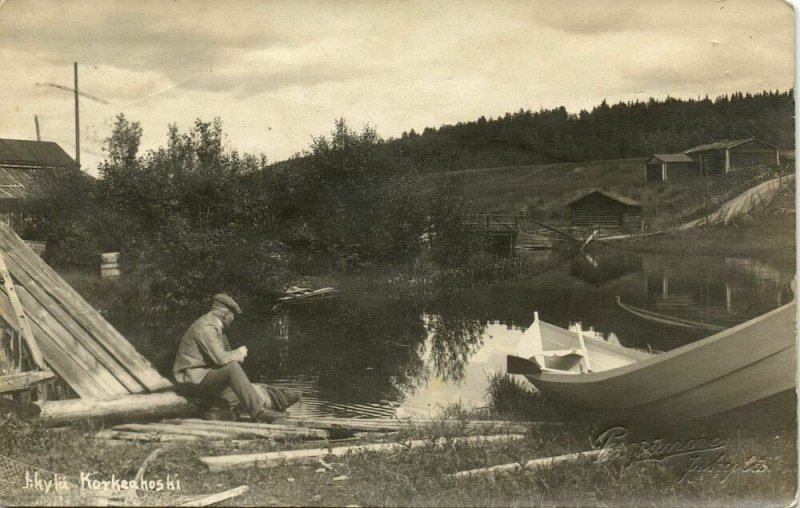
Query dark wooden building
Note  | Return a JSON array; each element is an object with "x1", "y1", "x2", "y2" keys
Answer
[
  {"x1": 567, "y1": 190, "x2": 643, "y2": 231},
  {"x1": 645, "y1": 153, "x2": 695, "y2": 182},
  {"x1": 684, "y1": 138, "x2": 782, "y2": 175},
  {"x1": 0, "y1": 139, "x2": 79, "y2": 230}
]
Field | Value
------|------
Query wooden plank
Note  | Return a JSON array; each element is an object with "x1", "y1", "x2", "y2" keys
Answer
[
  {"x1": 176, "y1": 418, "x2": 301, "y2": 430},
  {"x1": 281, "y1": 417, "x2": 540, "y2": 434},
  {"x1": 0, "y1": 370, "x2": 55, "y2": 393},
  {"x1": 5, "y1": 282, "x2": 129, "y2": 397},
  {"x1": 201, "y1": 434, "x2": 525, "y2": 471},
  {"x1": 24, "y1": 328, "x2": 110, "y2": 399},
  {"x1": 179, "y1": 486, "x2": 250, "y2": 507},
  {"x1": 2, "y1": 235, "x2": 170, "y2": 392},
  {"x1": 0, "y1": 250, "x2": 44, "y2": 369},
  {"x1": 0, "y1": 285, "x2": 112, "y2": 399},
  {"x1": 36, "y1": 392, "x2": 194, "y2": 424},
  {"x1": 8, "y1": 261, "x2": 145, "y2": 393},
  {"x1": 161, "y1": 419, "x2": 328, "y2": 439},
  {"x1": 113, "y1": 423, "x2": 237, "y2": 439},
  {"x1": 94, "y1": 429, "x2": 198, "y2": 442},
  {"x1": 0, "y1": 226, "x2": 171, "y2": 392}
]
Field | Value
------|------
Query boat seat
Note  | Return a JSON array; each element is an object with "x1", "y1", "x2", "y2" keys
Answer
[{"x1": 536, "y1": 348, "x2": 583, "y2": 358}]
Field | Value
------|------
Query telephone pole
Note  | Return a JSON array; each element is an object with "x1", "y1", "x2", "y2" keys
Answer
[{"x1": 74, "y1": 62, "x2": 80, "y2": 167}]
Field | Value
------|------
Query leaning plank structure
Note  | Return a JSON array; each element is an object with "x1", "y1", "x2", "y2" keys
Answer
[{"x1": 0, "y1": 223, "x2": 171, "y2": 399}]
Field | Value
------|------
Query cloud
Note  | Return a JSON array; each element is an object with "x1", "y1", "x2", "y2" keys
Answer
[{"x1": 0, "y1": 0, "x2": 793, "y2": 174}]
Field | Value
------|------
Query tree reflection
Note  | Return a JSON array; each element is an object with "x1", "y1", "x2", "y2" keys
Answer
[
  {"x1": 424, "y1": 301, "x2": 486, "y2": 383},
  {"x1": 282, "y1": 295, "x2": 429, "y2": 403}
]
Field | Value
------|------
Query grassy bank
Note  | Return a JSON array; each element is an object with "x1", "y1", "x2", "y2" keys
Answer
[
  {"x1": 608, "y1": 190, "x2": 796, "y2": 266},
  {"x1": 0, "y1": 396, "x2": 795, "y2": 507},
  {"x1": 430, "y1": 158, "x2": 786, "y2": 228}
]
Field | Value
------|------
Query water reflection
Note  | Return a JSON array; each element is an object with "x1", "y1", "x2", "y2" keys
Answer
[{"x1": 115, "y1": 248, "x2": 794, "y2": 418}]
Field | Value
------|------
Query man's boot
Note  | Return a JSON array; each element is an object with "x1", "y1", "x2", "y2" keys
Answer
[{"x1": 253, "y1": 408, "x2": 287, "y2": 424}]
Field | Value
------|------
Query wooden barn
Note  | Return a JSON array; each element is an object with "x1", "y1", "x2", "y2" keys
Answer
[
  {"x1": 567, "y1": 190, "x2": 643, "y2": 232},
  {"x1": 0, "y1": 138, "x2": 79, "y2": 230},
  {"x1": 684, "y1": 138, "x2": 782, "y2": 175},
  {"x1": 645, "y1": 153, "x2": 695, "y2": 182}
]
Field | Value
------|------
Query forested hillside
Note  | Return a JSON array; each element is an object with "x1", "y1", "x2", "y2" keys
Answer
[{"x1": 390, "y1": 90, "x2": 794, "y2": 172}]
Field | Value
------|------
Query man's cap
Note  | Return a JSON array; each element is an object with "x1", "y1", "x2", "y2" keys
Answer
[{"x1": 213, "y1": 293, "x2": 242, "y2": 314}]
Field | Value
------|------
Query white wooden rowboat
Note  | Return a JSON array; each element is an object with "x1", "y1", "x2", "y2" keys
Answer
[{"x1": 507, "y1": 300, "x2": 796, "y2": 423}]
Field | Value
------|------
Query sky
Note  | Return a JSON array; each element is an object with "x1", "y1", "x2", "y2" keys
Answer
[{"x1": 0, "y1": 0, "x2": 795, "y2": 175}]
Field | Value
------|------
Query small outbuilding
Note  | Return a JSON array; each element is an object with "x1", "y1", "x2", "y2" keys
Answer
[
  {"x1": 0, "y1": 138, "x2": 79, "y2": 230},
  {"x1": 684, "y1": 138, "x2": 782, "y2": 175},
  {"x1": 567, "y1": 190, "x2": 643, "y2": 232},
  {"x1": 645, "y1": 153, "x2": 695, "y2": 182}
]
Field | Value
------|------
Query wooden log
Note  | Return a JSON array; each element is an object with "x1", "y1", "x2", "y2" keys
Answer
[
  {"x1": 523, "y1": 449, "x2": 605, "y2": 470},
  {"x1": 113, "y1": 423, "x2": 237, "y2": 440},
  {"x1": 0, "y1": 226, "x2": 170, "y2": 392},
  {"x1": 444, "y1": 462, "x2": 522, "y2": 479},
  {"x1": 444, "y1": 449, "x2": 608, "y2": 480},
  {"x1": 94, "y1": 429, "x2": 198, "y2": 442},
  {"x1": 201, "y1": 434, "x2": 525, "y2": 471},
  {"x1": 162, "y1": 419, "x2": 329, "y2": 439},
  {"x1": 179, "y1": 486, "x2": 250, "y2": 507},
  {"x1": 36, "y1": 392, "x2": 194, "y2": 424}
]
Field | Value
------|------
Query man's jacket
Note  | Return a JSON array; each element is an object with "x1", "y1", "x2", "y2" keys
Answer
[{"x1": 173, "y1": 312, "x2": 240, "y2": 384}]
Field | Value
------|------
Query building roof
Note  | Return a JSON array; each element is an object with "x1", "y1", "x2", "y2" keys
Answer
[
  {"x1": 567, "y1": 190, "x2": 642, "y2": 208},
  {"x1": 683, "y1": 138, "x2": 761, "y2": 154},
  {"x1": 0, "y1": 139, "x2": 77, "y2": 168},
  {"x1": 650, "y1": 153, "x2": 694, "y2": 163}
]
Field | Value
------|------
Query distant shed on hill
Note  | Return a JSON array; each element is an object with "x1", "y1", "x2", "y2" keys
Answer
[
  {"x1": 684, "y1": 138, "x2": 782, "y2": 175},
  {"x1": 0, "y1": 139, "x2": 79, "y2": 230},
  {"x1": 645, "y1": 153, "x2": 695, "y2": 182},
  {"x1": 567, "y1": 190, "x2": 643, "y2": 232}
]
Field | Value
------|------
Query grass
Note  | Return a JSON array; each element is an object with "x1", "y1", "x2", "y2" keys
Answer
[
  {"x1": 612, "y1": 183, "x2": 796, "y2": 266},
  {"x1": 429, "y1": 157, "x2": 787, "y2": 229},
  {"x1": 0, "y1": 394, "x2": 795, "y2": 507}
]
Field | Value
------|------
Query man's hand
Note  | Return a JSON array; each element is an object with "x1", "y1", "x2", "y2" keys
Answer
[{"x1": 236, "y1": 346, "x2": 248, "y2": 363}]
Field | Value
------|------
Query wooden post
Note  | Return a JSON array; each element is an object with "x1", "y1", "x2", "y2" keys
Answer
[
  {"x1": 74, "y1": 62, "x2": 80, "y2": 167},
  {"x1": 704, "y1": 171, "x2": 709, "y2": 225},
  {"x1": 575, "y1": 322, "x2": 591, "y2": 373},
  {"x1": 34, "y1": 115, "x2": 41, "y2": 142},
  {"x1": 0, "y1": 251, "x2": 45, "y2": 369},
  {"x1": 724, "y1": 148, "x2": 730, "y2": 174}
]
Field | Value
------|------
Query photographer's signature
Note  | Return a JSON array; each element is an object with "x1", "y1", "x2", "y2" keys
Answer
[{"x1": 592, "y1": 426, "x2": 769, "y2": 483}]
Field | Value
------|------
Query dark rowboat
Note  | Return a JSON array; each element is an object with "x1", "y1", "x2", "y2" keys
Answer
[{"x1": 615, "y1": 296, "x2": 726, "y2": 332}]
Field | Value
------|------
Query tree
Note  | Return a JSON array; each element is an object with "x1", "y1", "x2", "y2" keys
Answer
[{"x1": 280, "y1": 119, "x2": 428, "y2": 267}]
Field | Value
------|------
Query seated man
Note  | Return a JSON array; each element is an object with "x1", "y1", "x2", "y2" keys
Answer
[{"x1": 173, "y1": 293, "x2": 297, "y2": 422}]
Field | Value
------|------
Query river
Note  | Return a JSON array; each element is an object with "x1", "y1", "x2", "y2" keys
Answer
[{"x1": 120, "y1": 247, "x2": 795, "y2": 419}]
